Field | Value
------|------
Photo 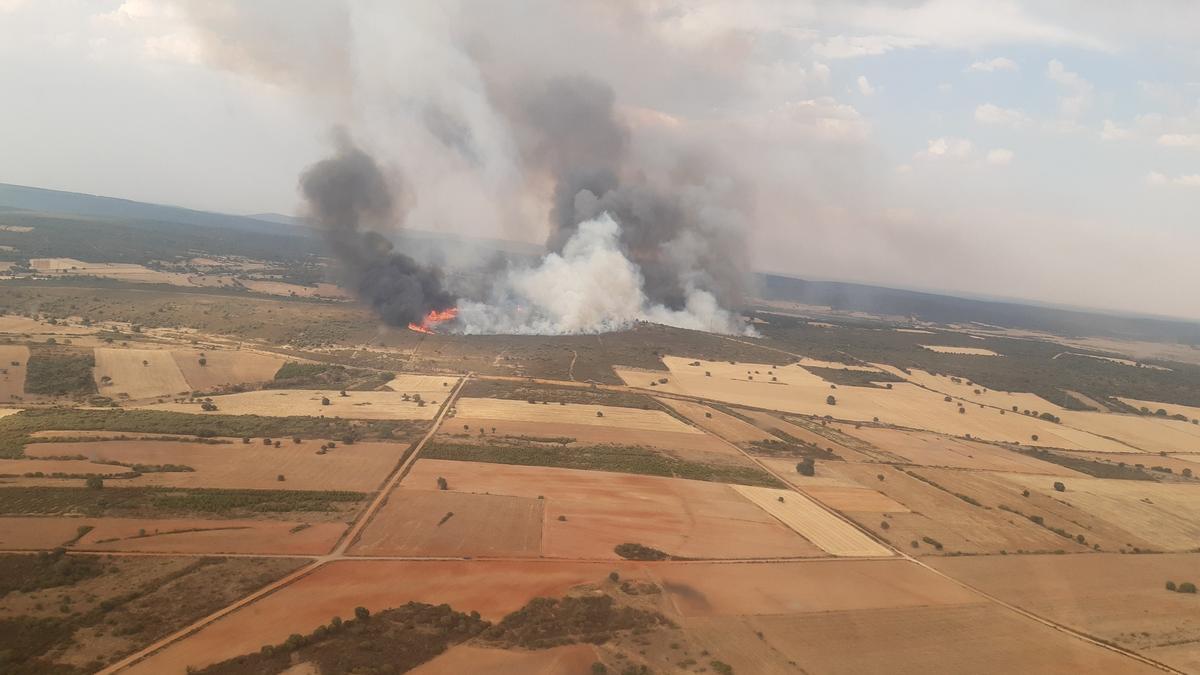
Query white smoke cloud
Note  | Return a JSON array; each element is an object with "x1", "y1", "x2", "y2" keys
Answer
[{"x1": 455, "y1": 213, "x2": 751, "y2": 335}]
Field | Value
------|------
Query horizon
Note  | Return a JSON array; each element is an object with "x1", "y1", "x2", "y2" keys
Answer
[{"x1": 1, "y1": 2, "x2": 1198, "y2": 322}]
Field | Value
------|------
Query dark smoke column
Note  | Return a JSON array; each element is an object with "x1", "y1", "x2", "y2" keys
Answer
[{"x1": 300, "y1": 132, "x2": 455, "y2": 327}]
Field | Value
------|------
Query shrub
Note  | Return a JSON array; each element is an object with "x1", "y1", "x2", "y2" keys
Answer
[
  {"x1": 592, "y1": 663, "x2": 608, "y2": 675},
  {"x1": 277, "y1": 474, "x2": 286, "y2": 482},
  {"x1": 85, "y1": 476, "x2": 103, "y2": 490},
  {"x1": 436, "y1": 476, "x2": 448, "y2": 490},
  {"x1": 609, "y1": 571, "x2": 620, "y2": 583},
  {"x1": 321, "y1": 397, "x2": 331, "y2": 406},
  {"x1": 1180, "y1": 582, "x2": 1197, "y2": 594},
  {"x1": 1166, "y1": 581, "x2": 1177, "y2": 591},
  {"x1": 1031, "y1": 434, "x2": 1039, "y2": 442},
  {"x1": 826, "y1": 395, "x2": 836, "y2": 405},
  {"x1": 1053, "y1": 481, "x2": 1066, "y2": 492},
  {"x1": 880, "y1": 521, "x2": 890, "y2": 530},
  {"x1": 796, "y1": 458, "x2": 815, "y2": 476},
  {"x1": 354, "y1": 606, "x2": 370, "y2": 620}
]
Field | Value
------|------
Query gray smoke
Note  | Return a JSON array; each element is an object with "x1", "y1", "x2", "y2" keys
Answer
[
  {"x1": 299, "y1": 131, "x2": 454, "y2": 327},
  {"x1": 511, "y1": 74, "x2": 750, "y2": 311}
]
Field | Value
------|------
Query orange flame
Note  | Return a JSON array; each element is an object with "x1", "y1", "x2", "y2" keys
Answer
[{"x1": 408, "y1": 307, "x2": 458, "y2": 334}]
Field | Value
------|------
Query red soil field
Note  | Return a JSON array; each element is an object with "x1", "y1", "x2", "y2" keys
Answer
[
  {"x1": 403, "y1": 459, "x2": 824, "y2": 559},
  {"x1": 349, "y1": 488, "x2": 543, "y2": 557},
  {"x1": 929, "y1": 553, "x2": 1200, "y2": 670},
  {"x1": 123, "y1": 559, "x2": 627, "y2": 674}
]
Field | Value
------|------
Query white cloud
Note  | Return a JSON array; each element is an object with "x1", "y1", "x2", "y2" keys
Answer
[
  {"x1": 1158, "y1": 133, "x2": 1200, "y2": 148},
  {"x1": 986, "y1": 148, "x2": 1014, "y2": 165},
  {"x1": 917, "y1": 137, "x2": 973, "y2": 160},
  {"x1": 1099, "y1": 119, "x2": 1132, "y2": 141},
  {"x1": 1147, "y1": 171, "x2": 1200, "y2": 186},
  {"x1": 937, "y1": 82, "x2": 953, "y2": 93},
  {"x1": 974, "y1": 103, "x2": 1031, "y2": 128},
  {"x1": 750, "y1": 97, "x2": 870, "y2": 143},
  {"x1": 967, "y1": 57, "x2": 1018, "y2": 72},
  {"x1": 856, "y1": 75, "x2": 875, "y2": 95},
  {"x1": 1046, "y1": 59, "x2": 1093, "y2": 121},
  {"x1": 811, "y1": 34, "x2": 925, "y2": 59}
]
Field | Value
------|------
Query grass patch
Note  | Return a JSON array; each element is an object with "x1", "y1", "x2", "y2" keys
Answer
[
  {"x1": 0, "y1": 408, "x2": 421, "y2": 459},
  {"x1": 747, "y1": 439, "x2": 839, "y2": 460},
  {"x1": 270, "y1": 362, "x2": 393, "y2": 391},
  {"x1": 1015, "y1": 447, "x2": 1158, "y2": 481},
  {"x1": 802, "y1": 366, "x2": 904, "y2": 388},
  {"x1": 481, "y1": 593, "x2": 672, "y2": 648},
  {"x1": 613, "y1": 543, "x2": 673, "y2": 561},
  {"x1": 423, "y1": 441, "x2": 783, "y2": 487},
  {"x1": 0, "y1": 549, "x2": 105, "y2": 596},
  {"x1": 24, "y1": 347, "x2": 96, "y2": 397},
  {"x1": 0, "y1": 487, "x2": 365, "y2": 518},
  {"x1": 461, "y1": 378, "x2": 655, "y2": 408}
]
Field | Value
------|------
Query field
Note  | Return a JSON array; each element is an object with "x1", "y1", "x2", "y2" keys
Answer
[
  {"x1": 411, "y1": 644, "x2": 598, "y2": 674},
  {"x1": 730, "y1": 485, "x2": 892, "y2": 557},
  {"x1": 920, "y1": 345, "x2": 1001, "y2": 356},
  {"x1": 349, "y1": 488, "x2": 544, "y2": 557},
  {"x1": 453, "y1": 396, "x2": 701, "y2": 433},
  {"x1": 402, "y1": 459, "x2": 823, "y2": 559},
  {"x1": 657, "y1": 398, "x2": 776, "y2": 443},
  {"x1": 0, "y1": 344, "x2": 28, "y2": 400},
  {"x1": 838, "y1": 425, "x2": 1084, "y2": 475},
  {"x1": 139, "y1": 389, "x2": 443, "y2": 420},
  {"x1": 617, "y1": 356, "x2": 1139, "y2": 452},
  {"x1": 929, "y1": 554, "x2": 1200, "y2": 672},
  {"x1": 171, "y1": 350, "x2": 287, "y2": 392},
  {"x1": 94, "y1": 348, "x2": 192, "y2": 400},
  {"x1": 23, "y1": 438, "x2": 410, "y2": 491}
]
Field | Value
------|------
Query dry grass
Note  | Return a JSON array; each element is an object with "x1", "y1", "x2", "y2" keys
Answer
[
  {"x1": 730, "y1": 485, "x2": 892, "y2": 557},
  {"x1": 0, "y1": 345, "x2": 29, "y2": 400},
  {"x1": 94, "y1": 347, "x2": 191, "y2": 400},
  {"x1": 173, "y1": 350, "x2": 286, "y2": 391},
  {"x1": 138, "y1": 389, "x2": 441, "y2": 420}
]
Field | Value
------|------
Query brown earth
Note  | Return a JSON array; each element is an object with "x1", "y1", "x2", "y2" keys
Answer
[
  {"x1": 410, "y1": 644, "x2": 599, "y2": 674},
  {"x1": 453, "y1": 397, "x2": 701, "y2": 433},
  {"x1": 800, "y1": 485, "x2": 911, "y2": 512},
  {"x1": 122, "y1": 559, "x2": 629, "y2": 674},
  {"x1": 403, "y1": 459, "x2": 824, "y2": 559},
  {"x1": 138, "y1": 389, "x2": 441, "y2": 420},
  {"x1": 171, "y1": 349, "x2": 286, "y2": 392},
  {"x1": 94, "y1": 347, "x2": 191, "y2": 400},
  {"x1": 656, "y1": 398, "x2": 776, "y2": 443},
  {"x1": 929, "y1": 553, "x2": 1200, "y2": 672},
  {"x1": 350, "y1": 488, "x2": 543, "y2": 557}
]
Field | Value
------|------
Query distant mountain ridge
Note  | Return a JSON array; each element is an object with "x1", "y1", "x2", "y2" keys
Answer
[{"x1": 0, "y1": 183, "x2": 305, "y2": 237}]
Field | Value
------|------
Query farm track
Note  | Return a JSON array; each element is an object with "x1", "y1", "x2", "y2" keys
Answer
[{"x1": 56, "y1": 362, "x2": 1179, "y2": 674}]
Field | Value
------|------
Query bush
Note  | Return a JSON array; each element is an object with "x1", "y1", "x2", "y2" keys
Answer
[
  {"x1": 825, "y1": 395, "x2": 836, "y2": 405},
  {"x1": 85, "y1": 476, "x2": 103, "y2": 490},
  {"x1": 795, "y1": 458, "x2": 815, "y2": 476},
  {"x1": 1180, "y1": 582, "x2": 1197, "y2": 594},
  {"x1": 609, "y1": 571, "x2": 619, "y2": 583},
  {"x1": 320, "y1": 397, "x2": 331, "y2": 406},
  {"x1": 1052, "y1": 481, "x2": 1066, "y2": 492},
  {"x1": 436, "y1": 476, "x2": 448, "y2": 490},
  {"x1": 1166, "y1": 581, "x2": 1177, "y2": 591},
  {"x1": 354, "y1": 606, "x2": 370, "y2": 620}
]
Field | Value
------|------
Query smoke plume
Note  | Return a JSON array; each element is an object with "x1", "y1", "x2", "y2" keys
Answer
[
  {"x1": 175, "y1": 2, "x2": 758, "y2": 336},
  {"x1": 299, "y1": 131, "x2": 454, "y2": 327}
]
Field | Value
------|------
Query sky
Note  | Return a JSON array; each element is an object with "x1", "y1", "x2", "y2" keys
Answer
[{"x1": 0, "y1": 1, "x2": 1198, "y2": 321}]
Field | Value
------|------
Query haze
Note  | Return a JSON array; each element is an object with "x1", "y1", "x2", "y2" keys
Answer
[{"x1": 1, "y1": 0, "x2": 1198, "y2": 321}]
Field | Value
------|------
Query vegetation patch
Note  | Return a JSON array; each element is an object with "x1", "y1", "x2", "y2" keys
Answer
[
  {"x1": 747, "y1": 438, "x2": 839, "y2": 460},
  {"x1": 613, "y1": 543, "x2": 674, "y2": 561},
  {"x1": 24, "y1": 347, "x2": 97, "y2": 397},
  {"x1": 802, "y1": 366, "x2": 905, "y2": 388},
  {"x1": 0, "y1": 486, "x2": 365, "y2": 518},
  {"x1": 0, "y1": 549, "x2": 105, "y2": 597},
  {"x1": 423, "y1": 441, "x2": 783, "y2": 487},
  {"x1": 481, "y1": 593, "x2": 673, "y2": 648},
  {"x1": 461, "y1": 378, "x2": 655, "y2": 408},
  {"x1": 0, "y1": 408, "x2": 419, "y2": 459},
  {"x1": 196, "y1": 602, "x2": 489, "y2": 675},
  {"x1": 1013, "y1": 448, "x2": 1157, "y2": 481},
  {"x1": 269, "y1": 362, "x2": 392, "y2": 391}
]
